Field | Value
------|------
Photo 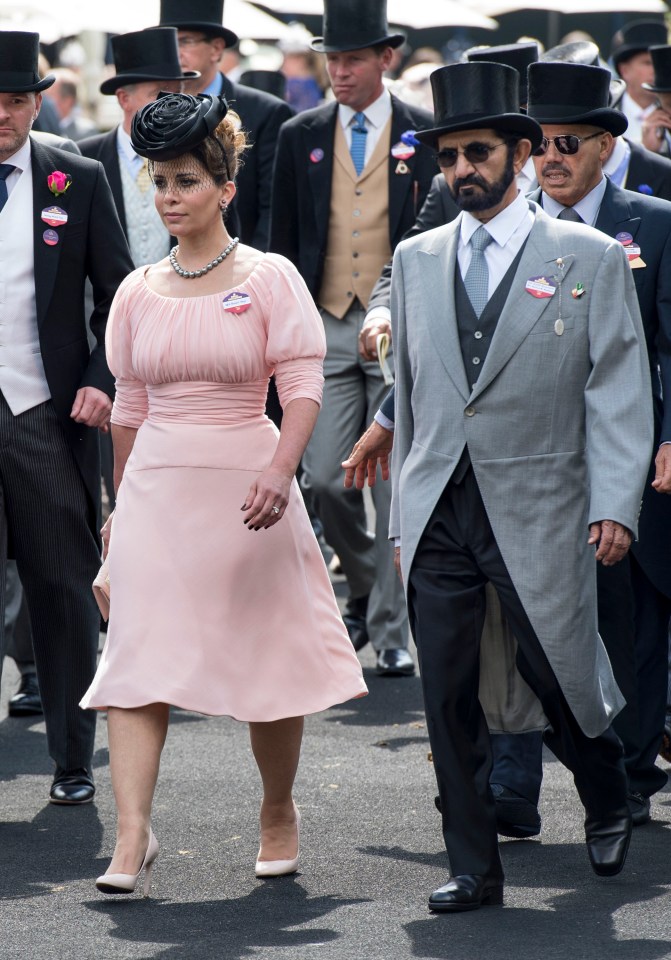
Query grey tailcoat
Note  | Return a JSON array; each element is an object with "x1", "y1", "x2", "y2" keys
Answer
[{"x1": 390, "y1": 202, "x2": 653, "y2": 737}]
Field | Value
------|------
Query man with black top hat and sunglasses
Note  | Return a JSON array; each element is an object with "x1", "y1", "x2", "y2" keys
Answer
[
  {"x1": 158, "y1": 0, "x2": 292, "y2": 252},
  {"x1": 79, "y1": 28, "x2": 199, "y2": 270},
  {"x1": 0, "y1": 31, "x2": 133, "y2": 804},
  {"x1": 270, "y1": 0, "x2": 437, "y2": 677},
  {"x1": 481, "y1": 59, "x2": 671, "y2": 831},
  {"x1": 641, "y1": 45, "x2": 671, "y2": 157},
  {"x1": 389, "y1": 59, "x2": 651, "y2": 911}
]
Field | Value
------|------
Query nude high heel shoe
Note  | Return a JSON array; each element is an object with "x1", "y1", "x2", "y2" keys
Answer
[
  {"x1": 255, "y1": 805, "x2": 301, "y2": 878},
  {"x1": 96, "y1": 829, "x2": 159, "y2": 896}
]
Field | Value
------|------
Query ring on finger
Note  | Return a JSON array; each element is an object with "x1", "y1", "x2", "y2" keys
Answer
[{"x1": 272, "y1": 505, "x2": 280, "y2": 515}]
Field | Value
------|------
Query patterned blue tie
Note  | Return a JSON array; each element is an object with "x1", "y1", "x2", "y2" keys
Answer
[
  {"x1": 464, "y1": 226, "x2": 493, "y2": 318},
  {"x1": 0, "y1": 164, "x2": 16, "y2": 213},
  {"x1": 350, "y1": 112, "x2": 367, "y2": 176}
]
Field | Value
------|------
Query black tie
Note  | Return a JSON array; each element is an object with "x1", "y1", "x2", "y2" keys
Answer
[
  {"x1": 0, "y1": 164, "x2": 16, "y2": 213},
  {"x1": 557, "y1": 206, "x2": 583, "y2": 223}
]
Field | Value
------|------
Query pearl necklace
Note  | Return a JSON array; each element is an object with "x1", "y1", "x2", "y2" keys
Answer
[{"x1": 169, "y1": 236, "x2": 240, "y2": 279}]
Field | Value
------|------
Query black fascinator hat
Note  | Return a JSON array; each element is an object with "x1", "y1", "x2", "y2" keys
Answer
[{"x1": 131, "y1": 92, "x2": 230, "y2": 161}]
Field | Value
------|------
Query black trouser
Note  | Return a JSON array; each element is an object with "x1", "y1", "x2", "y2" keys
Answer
[
  {"x1": 407, "y1": 467, "x2": 627, "y2": 881},
  {"x1": 0, "y1": 396, "x2": 100, "y2": 771}
]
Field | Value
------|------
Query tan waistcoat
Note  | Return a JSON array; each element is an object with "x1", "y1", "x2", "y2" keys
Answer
[{"x1": 318, "y1": 117, "x2": 392, "y2": 318}]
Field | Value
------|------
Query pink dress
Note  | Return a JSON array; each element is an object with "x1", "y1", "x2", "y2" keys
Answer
[{"x1": 80, "y1": 254, "x2": 367, "y2": 721}]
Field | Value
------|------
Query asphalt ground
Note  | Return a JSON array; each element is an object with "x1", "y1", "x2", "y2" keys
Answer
[{"x1": 2, "y1": 588, "x2": 671, "y2": 960}]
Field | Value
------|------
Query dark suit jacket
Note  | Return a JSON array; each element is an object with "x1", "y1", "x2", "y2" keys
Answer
[
  {"x1": 29, "y1": 137, "x2": 134, "y2": 523},
  {"x1": 531, "y1": 180, "x2": 671, "y2": 595},
  {"x1": 625, "y1": 139, "x2": 671, "y2": 202},
  {"x1": 218, "y1": 72, "x2": 293, "y2": 251},
  {"x1": 269, "y1": 95, "x2": 437, "y2": 301},
  {"x1": 79, "y1": 129, "x2": 126, "y2": 231},
  {"x1": 367, "y1": 172, "x2": 460, "y2": 315}
]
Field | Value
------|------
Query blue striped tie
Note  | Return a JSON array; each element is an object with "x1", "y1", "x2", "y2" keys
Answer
[
  {"x1": 0, "y1": 164, "x2": 15, "y2": 213},
  {"x1": 350, "y1": 112, "x2": 367, "y2": 176},
  {"x1": 464, "y1": 226, "x2": 493, "y2": 318}
]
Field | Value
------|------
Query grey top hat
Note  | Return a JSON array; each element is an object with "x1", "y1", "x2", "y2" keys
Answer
[
  {"x1": 414, "y1": 62, "x2": 542, "y2": 151},
  {"x1": 541, "y1": 40, "x2": 625, "y2": 106},
  {"x1": 0, "y1": 31, "x2": 54, "y2": 93},
  {"x1": 311, "y1": 0, "x2": 404, "y2": 54},
  {"x1": 467, "y1": 42, "x2": 539, "y2": 105},
  {"x1": 611, "y1": 19, "x2": 668, "y2": 70},
  {"x1": 159, "y1": 0, "x2": 238, "y2": 50},
  {"x1": 643, "y1": 45, "x2": 671, "y2": 94},
  {"x1": 527, "y1": 62, "x2": 628, "y2": 137},
  {"x1": 100, "y1": 28, "x2": 200, "y2": 95}
]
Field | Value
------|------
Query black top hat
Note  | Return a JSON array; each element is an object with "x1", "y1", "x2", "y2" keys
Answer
[
  {"x1": 467, "y1": 42, "x2": 539, "y2": 105},
  {"x1": 415, "y1": 62, "x2": 542, "y2": 151},
  {"x1": 527, "y1": 62, "x2": 628, "y2": 137},
  {"x1": 0, "y1": 31, "x2": 54, "y2": 93},
  {"x1": 542, "y1": 40, "x2": 599, "y2": 66},
  {"x1": 311, "y1": 0, "x2": 404, "y2": 54},
  {"x1": 611, "y1": 19, "x2": 668, "y2": 70},
  {"x1": 100, "y1": 28, "x2": 200, "y2": 95},
  {"x1": 643, "y1": 45, "x2": 671, "y2": 94},
  {"x1": 159, "y1": 0, "x2": 238, "y2": 50}
]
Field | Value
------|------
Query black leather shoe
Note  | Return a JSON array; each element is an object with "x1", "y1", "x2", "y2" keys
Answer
[
  {"x1": 628, "y1": 792, "x2": 651, "y2": 827},
  {"x1": 585, "y1": 810, "x2": 632, "y2": 876},
  {"x1": 429, "y1": 874, "x2": 504, "y2": 913},
  {"x1": 49, "y1": 768, "x2": 95, "y2": 805},
  {"x1": 376, "y1": 648, "x2": 415, "y2": 677},
  {"x1": 491, "y1": 783, "x2": 541, "y2": 838},
  {"x1": 8, "y1": 673, "x2": 43, "y2": 717},
  {"x1": 343, "y1": 595, "x2": 369, "y2": 652}
]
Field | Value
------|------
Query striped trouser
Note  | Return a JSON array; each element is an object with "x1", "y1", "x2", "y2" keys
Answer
[{"x1": 0, "y1": 395, "x2": 100, "y2": 771}]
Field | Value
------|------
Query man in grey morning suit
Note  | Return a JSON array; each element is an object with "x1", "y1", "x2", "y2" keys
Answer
[{"x1": 389, "y1": 61, "x2": 652, "y2": 911}]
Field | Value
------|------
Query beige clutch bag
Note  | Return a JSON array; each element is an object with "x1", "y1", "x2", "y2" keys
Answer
[{"x1": 92, "y1": 555, "x2": 110, "y2": 622}]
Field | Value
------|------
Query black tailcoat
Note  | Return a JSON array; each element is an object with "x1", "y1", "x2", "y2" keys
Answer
[
  {"x1": 30, "y1": 137, "x2": 134, "y2": 522},
  {"x1": 269, "y1": 95, "x2": 437, "y2": 300},
  {"x1": 625, "y1": 139, "x2": 671, "y2": 202}
]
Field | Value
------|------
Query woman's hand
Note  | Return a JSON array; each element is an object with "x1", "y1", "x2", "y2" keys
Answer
[
  {"x1": 242, "y1": 469, "x2": 293, "y2": 530},
  {"x1": 101, "y1": 510, "x2": 114, "y2": 560}
]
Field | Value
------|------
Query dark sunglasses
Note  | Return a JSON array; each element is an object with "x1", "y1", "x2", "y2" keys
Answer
[
  {"x1": 435, "y1": 140, "x2": 506, "y2": 169},
  {"x1": 533, "y1": 131, "x2": 604, "y2": 157}
]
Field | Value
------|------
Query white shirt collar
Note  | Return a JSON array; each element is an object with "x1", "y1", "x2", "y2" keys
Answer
[
  {"x1": 116, "y1": 125, "x2": 141, "y2": 167},
  {"x1": 541, "y1": 175, "x2": 607, "y2": 227},
  {"x1": 338, "y1": 88, "x2": 392, "y2": 131},
  {"x1": 6, "y1": 138, "x2": 32, "y2": 174},
  {"x1": 622, "y1": 91, "x2": 656, "y2": 122},
  {"x1": 603, "y1": 136, "x2": 630, "y2": 179},
  {"x1": 460, "y1": 189, "x2": 530, "y2": 249}
]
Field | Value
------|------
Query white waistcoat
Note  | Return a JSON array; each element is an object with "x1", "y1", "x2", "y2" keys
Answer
[
  {"x1": 0, "y1": 162, "x2": 51, "y2": 414},
  {"x1": 119, "y1": 162, "x2": 170, "y2": 268}
]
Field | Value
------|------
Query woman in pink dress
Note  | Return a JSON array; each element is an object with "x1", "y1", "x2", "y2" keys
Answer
[{"x1": 81, "y1": 93, "x2": 367, "y2": 896}]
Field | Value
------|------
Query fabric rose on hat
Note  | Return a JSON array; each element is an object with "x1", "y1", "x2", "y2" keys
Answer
[{"x1": 131, "y1": 93, "x2": 230, "y2": 162}]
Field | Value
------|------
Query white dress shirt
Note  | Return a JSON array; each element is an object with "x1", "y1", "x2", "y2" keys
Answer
[
  {"x1": 338, "y1": 88, "x2": 393, "y2": 167},
  {"x1": 603, "y1": 137, "x2": 631, "y2": 188},
  {"x1": 541, "y1": 175, "x2": 608, "y2": 227},
  {"x1": 620, "y1": 91, "x2": 656, "y2": 145}
]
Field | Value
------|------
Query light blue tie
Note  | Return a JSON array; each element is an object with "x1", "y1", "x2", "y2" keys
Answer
[
  {"x1": 350, "y1": 112, "x2": 367, "y2": 176},
  {"x1": 464, "y1": 226, "x2": 493, "y2": 318},
  {"x1": 0, "y1": 164, "x2": 15, "y2": 213}
]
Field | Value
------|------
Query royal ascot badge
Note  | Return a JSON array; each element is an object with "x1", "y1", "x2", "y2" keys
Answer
[
  {"x1": 47, "y1": 170, "x2": 72, "y2": 197},
  {"x1": 571, "y1": 282, "x2": 585, "y2": 299},
  {"x1": 43, "y1": 228, "x2": 59, "y2": 246},
  {"x1": 41, "y1": 205, "x2": 68, "y2": 227},
  {"x1": 222, "y1": 291, "x2": 251, "y2": 314},
  {"x1": 395, "y1": 160, "x2": 410, "y2": 175},
  {"x1": 391, "y1": 141, "x2": 415, "y2": 161},
  {"x1": 615, "y1": 231, "x2": 633, "y2": 245},
  {"x1": 525, "y1": 276, "x2": 557, "y2": 299},
  {"x1": 310, "y1": 148, "x2": 324, "y2": 163}
]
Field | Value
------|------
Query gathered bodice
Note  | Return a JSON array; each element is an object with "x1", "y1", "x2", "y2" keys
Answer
[{"x1": 106, "y1": 253, "x2": 326, "y2": 428}]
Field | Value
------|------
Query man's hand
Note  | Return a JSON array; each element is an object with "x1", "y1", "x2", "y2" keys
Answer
[
  {"x1": 652, "y1": 444, "x2": 671, "y2": 494},
  {"x1": 358, "y1": 317, "x2": 391, "y2": 361},
  {"x1": 342, "y1": 420, "x2": 394, "y2": 489},
  {"x1": 71, "y1": 386, "x2": 112, "y2": 432},
  {"x1": 642, "y1": 109, "x2": 671, "y2": 153},
  {"x1": 588, "y1": 520, "x2": 633, "y2": 566},
  {"x1": 394, "y1": 545, "x2": 402, "y2": 584}
]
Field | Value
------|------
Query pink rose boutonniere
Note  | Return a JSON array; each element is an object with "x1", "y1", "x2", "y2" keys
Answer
[{"x1": 47, "y1": 170, "x2": 72, "y2": 197}]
